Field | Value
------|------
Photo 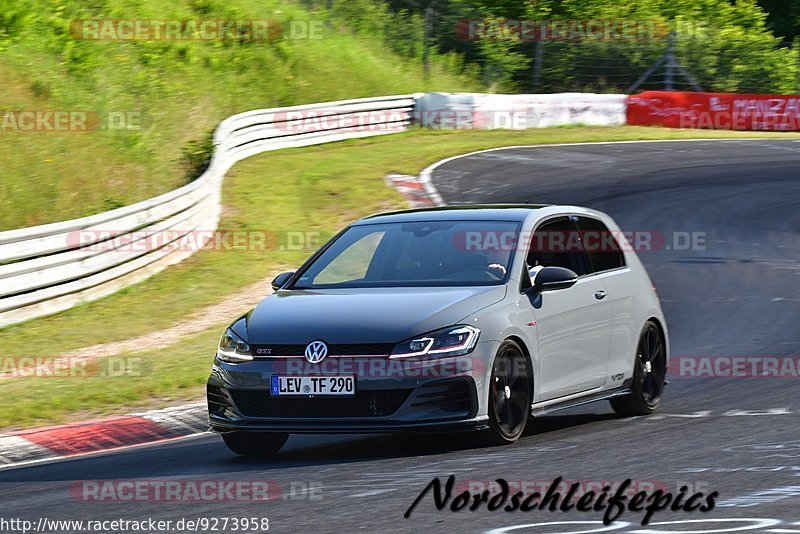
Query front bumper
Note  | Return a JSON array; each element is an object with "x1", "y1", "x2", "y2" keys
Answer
[{"x1": 207, "y1": 344, "x2": 495, "y2": 433}]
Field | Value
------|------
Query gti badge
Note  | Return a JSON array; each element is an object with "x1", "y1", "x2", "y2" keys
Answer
[{"x1": 304, "y1": 340, "x2": 328, "y2": 363}]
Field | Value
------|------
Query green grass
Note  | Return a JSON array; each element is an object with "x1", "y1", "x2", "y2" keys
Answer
[
  {"x1": 0, "y1": 326, "x2": 221, "y2": 429},
  {"x1": 0, "y1": 0, "x2": 479, "y2": 230},
  {"x1": 2, "y1": 125, "x2": 800, "y2": 428}
]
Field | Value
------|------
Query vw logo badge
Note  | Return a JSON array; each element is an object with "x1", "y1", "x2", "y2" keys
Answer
[{"x1": 304, "y1": 340, "x2": 328, "y2": 363}]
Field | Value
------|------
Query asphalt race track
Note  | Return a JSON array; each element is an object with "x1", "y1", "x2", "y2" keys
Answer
[{"x1": 2, "y1": 139, "x2": 800, "y2": 533}]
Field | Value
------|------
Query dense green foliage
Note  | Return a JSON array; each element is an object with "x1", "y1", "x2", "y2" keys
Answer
[
  {"x1": 757, "y1": 0, "x2": 800, "y2": 41},
  {"x1": 375, "y1": 0, "x2": 800, "y2": 93}
]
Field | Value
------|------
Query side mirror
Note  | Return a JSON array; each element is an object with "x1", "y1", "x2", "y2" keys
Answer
[
  {"x1": 271, "y1": 271, "x2": 295, "y2": 291},
  {"x1": 530, "y1": 266, "x2": 579, "y2": 293}
]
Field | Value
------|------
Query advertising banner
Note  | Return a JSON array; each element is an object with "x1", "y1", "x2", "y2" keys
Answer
[{"x1": 627, "y1": 91, "x2": 800, "y2": 131}]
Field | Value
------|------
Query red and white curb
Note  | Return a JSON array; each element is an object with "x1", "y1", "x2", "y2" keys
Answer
[
  {"x1": 386, "y1": 173, "x2": 443, "y2": 207},
  {"x1": 0, "y1": 403, "x2": 208, "y2": 469}
]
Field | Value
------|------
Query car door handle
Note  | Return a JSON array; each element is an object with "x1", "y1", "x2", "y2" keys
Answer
[{"x1": 594, "y1": 290, "x2": 607, "y2": 300}]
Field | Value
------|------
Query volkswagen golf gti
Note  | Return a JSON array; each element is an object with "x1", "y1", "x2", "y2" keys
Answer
[{"x1": 207, "y1": 205, "x2": 668, "y2": 456}]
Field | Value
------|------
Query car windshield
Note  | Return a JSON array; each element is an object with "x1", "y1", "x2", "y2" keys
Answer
[{"x1": 292, "y1": 220, "x2": 520, "y2": 288}]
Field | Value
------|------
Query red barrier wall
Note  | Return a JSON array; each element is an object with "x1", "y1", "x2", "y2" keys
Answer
[{"x1": 627, "y1": 91, "x2": 800, "y2": 131}]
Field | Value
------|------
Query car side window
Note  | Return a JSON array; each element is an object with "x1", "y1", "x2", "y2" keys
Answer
[
  {"x1": 527, "y1": 217, "x2": 590, "y2": 277},
  {"x1": 575, "y1": 216, "x2": 626, "y2": 273}
]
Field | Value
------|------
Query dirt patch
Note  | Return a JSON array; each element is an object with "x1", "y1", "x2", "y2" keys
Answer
[{"x1": 0, "y1": 271, "x2": 287, "y2": 380}]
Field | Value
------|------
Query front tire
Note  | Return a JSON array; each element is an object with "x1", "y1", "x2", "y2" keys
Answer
[
  {"x1": 610, "y1": 321, "x2": 666, "y2": 416},
  {"x1": 222, "y1": 431, "x2": 289, "y2": 457},
  {"x1": 482, "y1": 340, "x2": 532, "y2": 445}
]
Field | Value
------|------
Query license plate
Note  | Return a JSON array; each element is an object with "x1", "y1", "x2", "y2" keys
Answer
[{"x1": 271, "y1": 375, "x2": 355, "y2": 396}]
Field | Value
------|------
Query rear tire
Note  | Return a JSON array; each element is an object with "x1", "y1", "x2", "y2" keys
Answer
[
  {"x1": 222, "y1": 431, "x2": 289, "y2": 457},
  {"x1": 610, "y1": 321, "x2": 666, "y2": 416},
  {"x1": 482, "y1": 340, "x2": 532, "y2": 446}
]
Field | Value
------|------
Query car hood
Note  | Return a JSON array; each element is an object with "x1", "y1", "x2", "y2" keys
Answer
[{"x1": 243, "y1": 286, "x2": 506, "y2": 345}]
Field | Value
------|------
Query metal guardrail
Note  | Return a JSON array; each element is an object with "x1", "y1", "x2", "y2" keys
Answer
[{"x1": 0, "y1": 95, "x2": 416, "y2": 328}]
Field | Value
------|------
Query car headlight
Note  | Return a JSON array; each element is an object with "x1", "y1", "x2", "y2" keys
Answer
[
  {"x1": 390, "y1": 325, "x2": 480, "y2": 359},
  {"x1": 217, "y1": 328, "x2": 253, "y2": 363}
]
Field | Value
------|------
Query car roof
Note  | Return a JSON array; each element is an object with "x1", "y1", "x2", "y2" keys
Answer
[{"x1": 354, "y1": 204, "x2": 551, "y2": 225}]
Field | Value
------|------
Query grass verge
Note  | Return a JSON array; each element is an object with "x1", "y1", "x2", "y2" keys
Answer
[{"x1": 0, "y1": 326, "x2": 220, "y2": 430}]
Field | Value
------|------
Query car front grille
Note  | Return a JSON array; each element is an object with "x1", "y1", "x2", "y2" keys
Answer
[
  {"x1": 250, "y1": 343, "x2": 394, "y2": 357},
  {"x1": 230, "y1": 388, "x2": 413, "y2": 418}
]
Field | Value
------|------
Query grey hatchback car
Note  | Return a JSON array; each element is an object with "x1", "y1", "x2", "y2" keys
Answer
[{"x1": 207, "y1": 205, "x2": 668, "y2": 456}]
